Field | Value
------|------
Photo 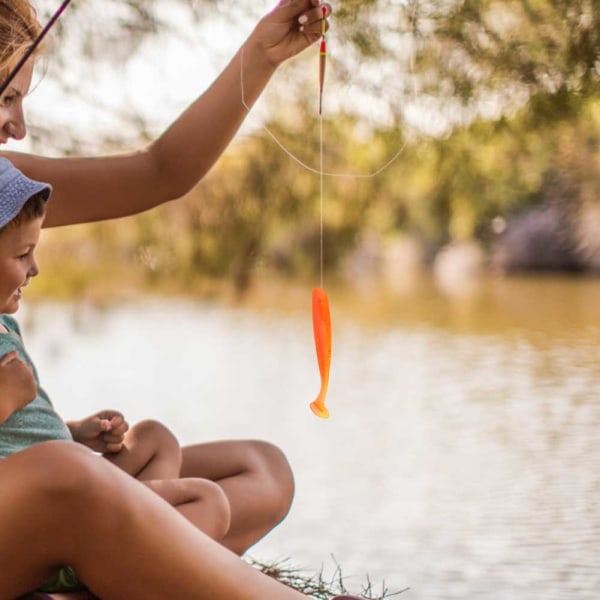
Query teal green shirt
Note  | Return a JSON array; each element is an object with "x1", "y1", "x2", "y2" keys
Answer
[{"x1": 0, "y1": 314, "x2": 72, "y2": 459}]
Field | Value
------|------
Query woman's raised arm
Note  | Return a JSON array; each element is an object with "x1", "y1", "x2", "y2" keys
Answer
[{"x1": 2, "y1": 0, "x2": 330, "y2": 228}]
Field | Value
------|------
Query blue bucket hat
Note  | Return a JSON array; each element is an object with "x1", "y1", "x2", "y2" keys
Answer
[{"x1": 0, "y1": 157, "x2": 52, "y2": 228}]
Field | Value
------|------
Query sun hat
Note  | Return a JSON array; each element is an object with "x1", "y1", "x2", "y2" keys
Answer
[{"x1": 0, "y1": 157, "x2": 52, "y2": 228}]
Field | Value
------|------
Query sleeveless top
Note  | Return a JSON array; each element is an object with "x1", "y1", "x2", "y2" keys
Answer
[{"x1": 0, "y1": 314, "x2": 72, "y2": 459}]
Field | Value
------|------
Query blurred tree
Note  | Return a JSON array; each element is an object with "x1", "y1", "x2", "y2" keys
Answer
[
  {"x1": 25, "y1": 1, "x2": 600, "y2": 293},
  {"x1": 29, "y1": 1, "x2": 600, "y2": 146}
]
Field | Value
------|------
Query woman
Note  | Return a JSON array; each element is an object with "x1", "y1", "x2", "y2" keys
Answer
[
  {"x1": 0, "y1": 0, "x2": 307, "y2": 559},
  {"x1": 0, "y1": 1, "x2": 364, "y2": 598}
]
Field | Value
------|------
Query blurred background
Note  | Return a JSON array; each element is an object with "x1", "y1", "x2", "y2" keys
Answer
[{"x1": 12, "y1": 1, "x2": 600, "y2": 598}]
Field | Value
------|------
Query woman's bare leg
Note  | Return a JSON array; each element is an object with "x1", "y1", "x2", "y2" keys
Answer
[
  {"x1": 104, "y1": 419, "x2": 181, "y2": 479},
  {"x1": 0, "y1": 441, "x2": 311, "y2": 600},
  {"x1": 180, "y1": 440, "x2": 295, "y2": 554}
]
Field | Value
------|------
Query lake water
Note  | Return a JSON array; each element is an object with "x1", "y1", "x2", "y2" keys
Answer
[{"x1": 20, "y1": 276, "x2": 600, "y2": 599}]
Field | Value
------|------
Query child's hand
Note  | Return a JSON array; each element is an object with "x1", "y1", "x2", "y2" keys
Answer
[
  {"x1": 0, "y1": 350, "x2": 36, "y2": 424},
  {"x1": 67, "y1": 410, "x2": 129, "y2": 453}
]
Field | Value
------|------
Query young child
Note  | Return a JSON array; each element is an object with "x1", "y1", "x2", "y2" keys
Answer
[{"x1": 0, "y1": 157, "x2": 231, "y2": 594}]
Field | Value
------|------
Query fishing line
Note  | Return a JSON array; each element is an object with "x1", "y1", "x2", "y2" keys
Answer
[
  {"x1": 239, "y1": 44, "x2": 409, "y2": 180},
  {"x1": 239, "y1": 2, "x2": 421, "y2": 294},
  {"x1": 240, "y1": 38, "x2": 408, "y2": 288},
  {"x1": 238, "y1": 1, "x2": 423, "y2": 180},
  {"x1": 318, "y1": 4, "x2": 326, "y2": 289},
  {"x1": 319, "y1": 103, "x2": 324, "y2": 287},
  {"x1": 241, "y1": 5, "x2": 422, "y2": 419}
]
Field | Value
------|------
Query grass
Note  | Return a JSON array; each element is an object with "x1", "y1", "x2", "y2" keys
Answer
[{"x1": 248, "y1": 557, "x2": 410, "y2": 599}]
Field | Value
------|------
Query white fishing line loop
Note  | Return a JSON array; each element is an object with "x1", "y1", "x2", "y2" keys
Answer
[{"x1": 239, "y1": 45, "x2": 408, "y2": 180}]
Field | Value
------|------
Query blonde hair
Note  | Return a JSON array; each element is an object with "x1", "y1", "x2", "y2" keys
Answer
[{"x1": 0, "y1": 1, "x2": 42, "y2": 81}]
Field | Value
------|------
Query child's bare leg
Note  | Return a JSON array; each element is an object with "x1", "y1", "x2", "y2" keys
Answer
[
  {"x1": 106, "y1": 423, "x2": 232, "y2": 540},
  {"x1": 180, "y1": 440, "x2": 295, "y2": 554},
  {"x1": 104, "y1": 419, "x2": 181, "y2": 480},
  {"x1": 144, "y1": 478, "x2": 231, "y2": 541},
  {"x1": 1, "y1": 441, "x2": 312, "y2": 600},
  {"x1": 107, "y1": 427, "x2": 294, "y2": 554}
]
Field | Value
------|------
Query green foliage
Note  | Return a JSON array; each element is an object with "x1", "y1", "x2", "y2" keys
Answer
[
  {"x1": 408, "y1": 0, "x2": 600, "y2": 107},
  {"x1": 27, "y1": 1, "x2": 600, "y2": 296},
  {"x1": 33, "y1": 93, "x2": 600, "y2": 297}
]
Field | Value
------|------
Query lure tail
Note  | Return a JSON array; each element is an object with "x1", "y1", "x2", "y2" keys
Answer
[{"x1": 310, "y1": 287, "x2": 331, "y2": 419}]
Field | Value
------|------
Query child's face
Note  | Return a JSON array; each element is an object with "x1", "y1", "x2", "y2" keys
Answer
[{"x1": 0, "y1": 216, "x2": 43, "y2": 313}]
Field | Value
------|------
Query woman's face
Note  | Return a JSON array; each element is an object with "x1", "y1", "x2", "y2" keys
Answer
[{"x1": 0, "y1": 58, "x2": 33, "y2": 144}]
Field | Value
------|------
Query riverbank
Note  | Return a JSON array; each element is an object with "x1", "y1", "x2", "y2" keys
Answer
[{"x1": 27, "y1": 256, "x2": 600, "y2": 342}]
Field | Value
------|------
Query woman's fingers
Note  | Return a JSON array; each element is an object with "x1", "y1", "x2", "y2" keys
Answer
[
  {"x1": 273, "y1": 0, "x2": 330, "y2": 23},
  {"x1": 298, "y1": 3, "x2": 331, "y2": 34}
]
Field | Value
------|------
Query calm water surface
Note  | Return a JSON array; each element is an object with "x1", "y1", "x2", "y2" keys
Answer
[{"x1": 21, "y1": 276, "x2": 600, "y2": 599}]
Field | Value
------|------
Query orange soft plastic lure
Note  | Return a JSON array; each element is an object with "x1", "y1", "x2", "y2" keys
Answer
[{"x1": 310, "y1": 287, "x2": 331, "y2": 419}]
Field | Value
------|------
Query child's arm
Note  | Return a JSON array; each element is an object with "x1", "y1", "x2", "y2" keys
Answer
[
  {"x1": 67, "y1": 410, "x2": 129, "y2": 453},
  {"x1": 0, "y1": 351, "x2": 37, "y2": 424}
]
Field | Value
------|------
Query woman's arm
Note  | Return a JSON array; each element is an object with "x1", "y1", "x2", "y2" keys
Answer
[{"x1": 2, "y1": 0, "x2": 330, "y2": 228}]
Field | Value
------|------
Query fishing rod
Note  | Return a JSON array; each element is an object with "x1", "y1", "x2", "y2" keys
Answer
[{"x1": 0, "y1": 0, "x2": 72, "y2": 98}]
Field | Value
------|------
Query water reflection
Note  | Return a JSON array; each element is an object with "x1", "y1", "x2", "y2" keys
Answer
[{"x1": 20, "y1": 276, "x2": 600, "y2": 599}]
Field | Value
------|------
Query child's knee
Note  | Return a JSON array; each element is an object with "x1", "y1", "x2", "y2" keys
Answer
[
  {"x1": 245, "y1": 441, "x2": 295, "y2": 518},
  {"x1": 190, "y1": 479, "x2": 231, "y2": 538},
  {"x1": 131, "y1": 419, "x2": 177, "y2": 442},
  {"x1": 130, "y1": 419, "x2": 181, "y2": 459}
]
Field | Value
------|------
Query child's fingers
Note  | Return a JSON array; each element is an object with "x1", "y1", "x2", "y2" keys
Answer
[
  {"x1": 99, "y1": 418, "x2": 112, "y2": 431},
  {"x1": 98, "y1": 410, "x2": 123, "y2": 423},
  {"x1": 103, "y1": 431, "x2": 126, "y2": 445},
  {"x1": 108, "y1": 414, "x2": 129, "y2": 432},
  {"x1": 103, "y1": 441, "x2": 123, "y2": 453},
  {"x1": 108, "y1": 420, "x2": 129, "y2": 437}
]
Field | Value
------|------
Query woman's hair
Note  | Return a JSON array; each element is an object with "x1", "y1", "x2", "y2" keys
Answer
[{"x1": 0, "y1": 1, "x2": 42, "y2": 81}]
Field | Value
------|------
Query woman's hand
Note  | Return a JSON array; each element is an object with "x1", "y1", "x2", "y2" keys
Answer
[
  {"x1": 68, "y1": 410, "x2": 129, "y2": 453},
  {"x1": 254, "y1": 0, "x2": 332, "y2": 66}
]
